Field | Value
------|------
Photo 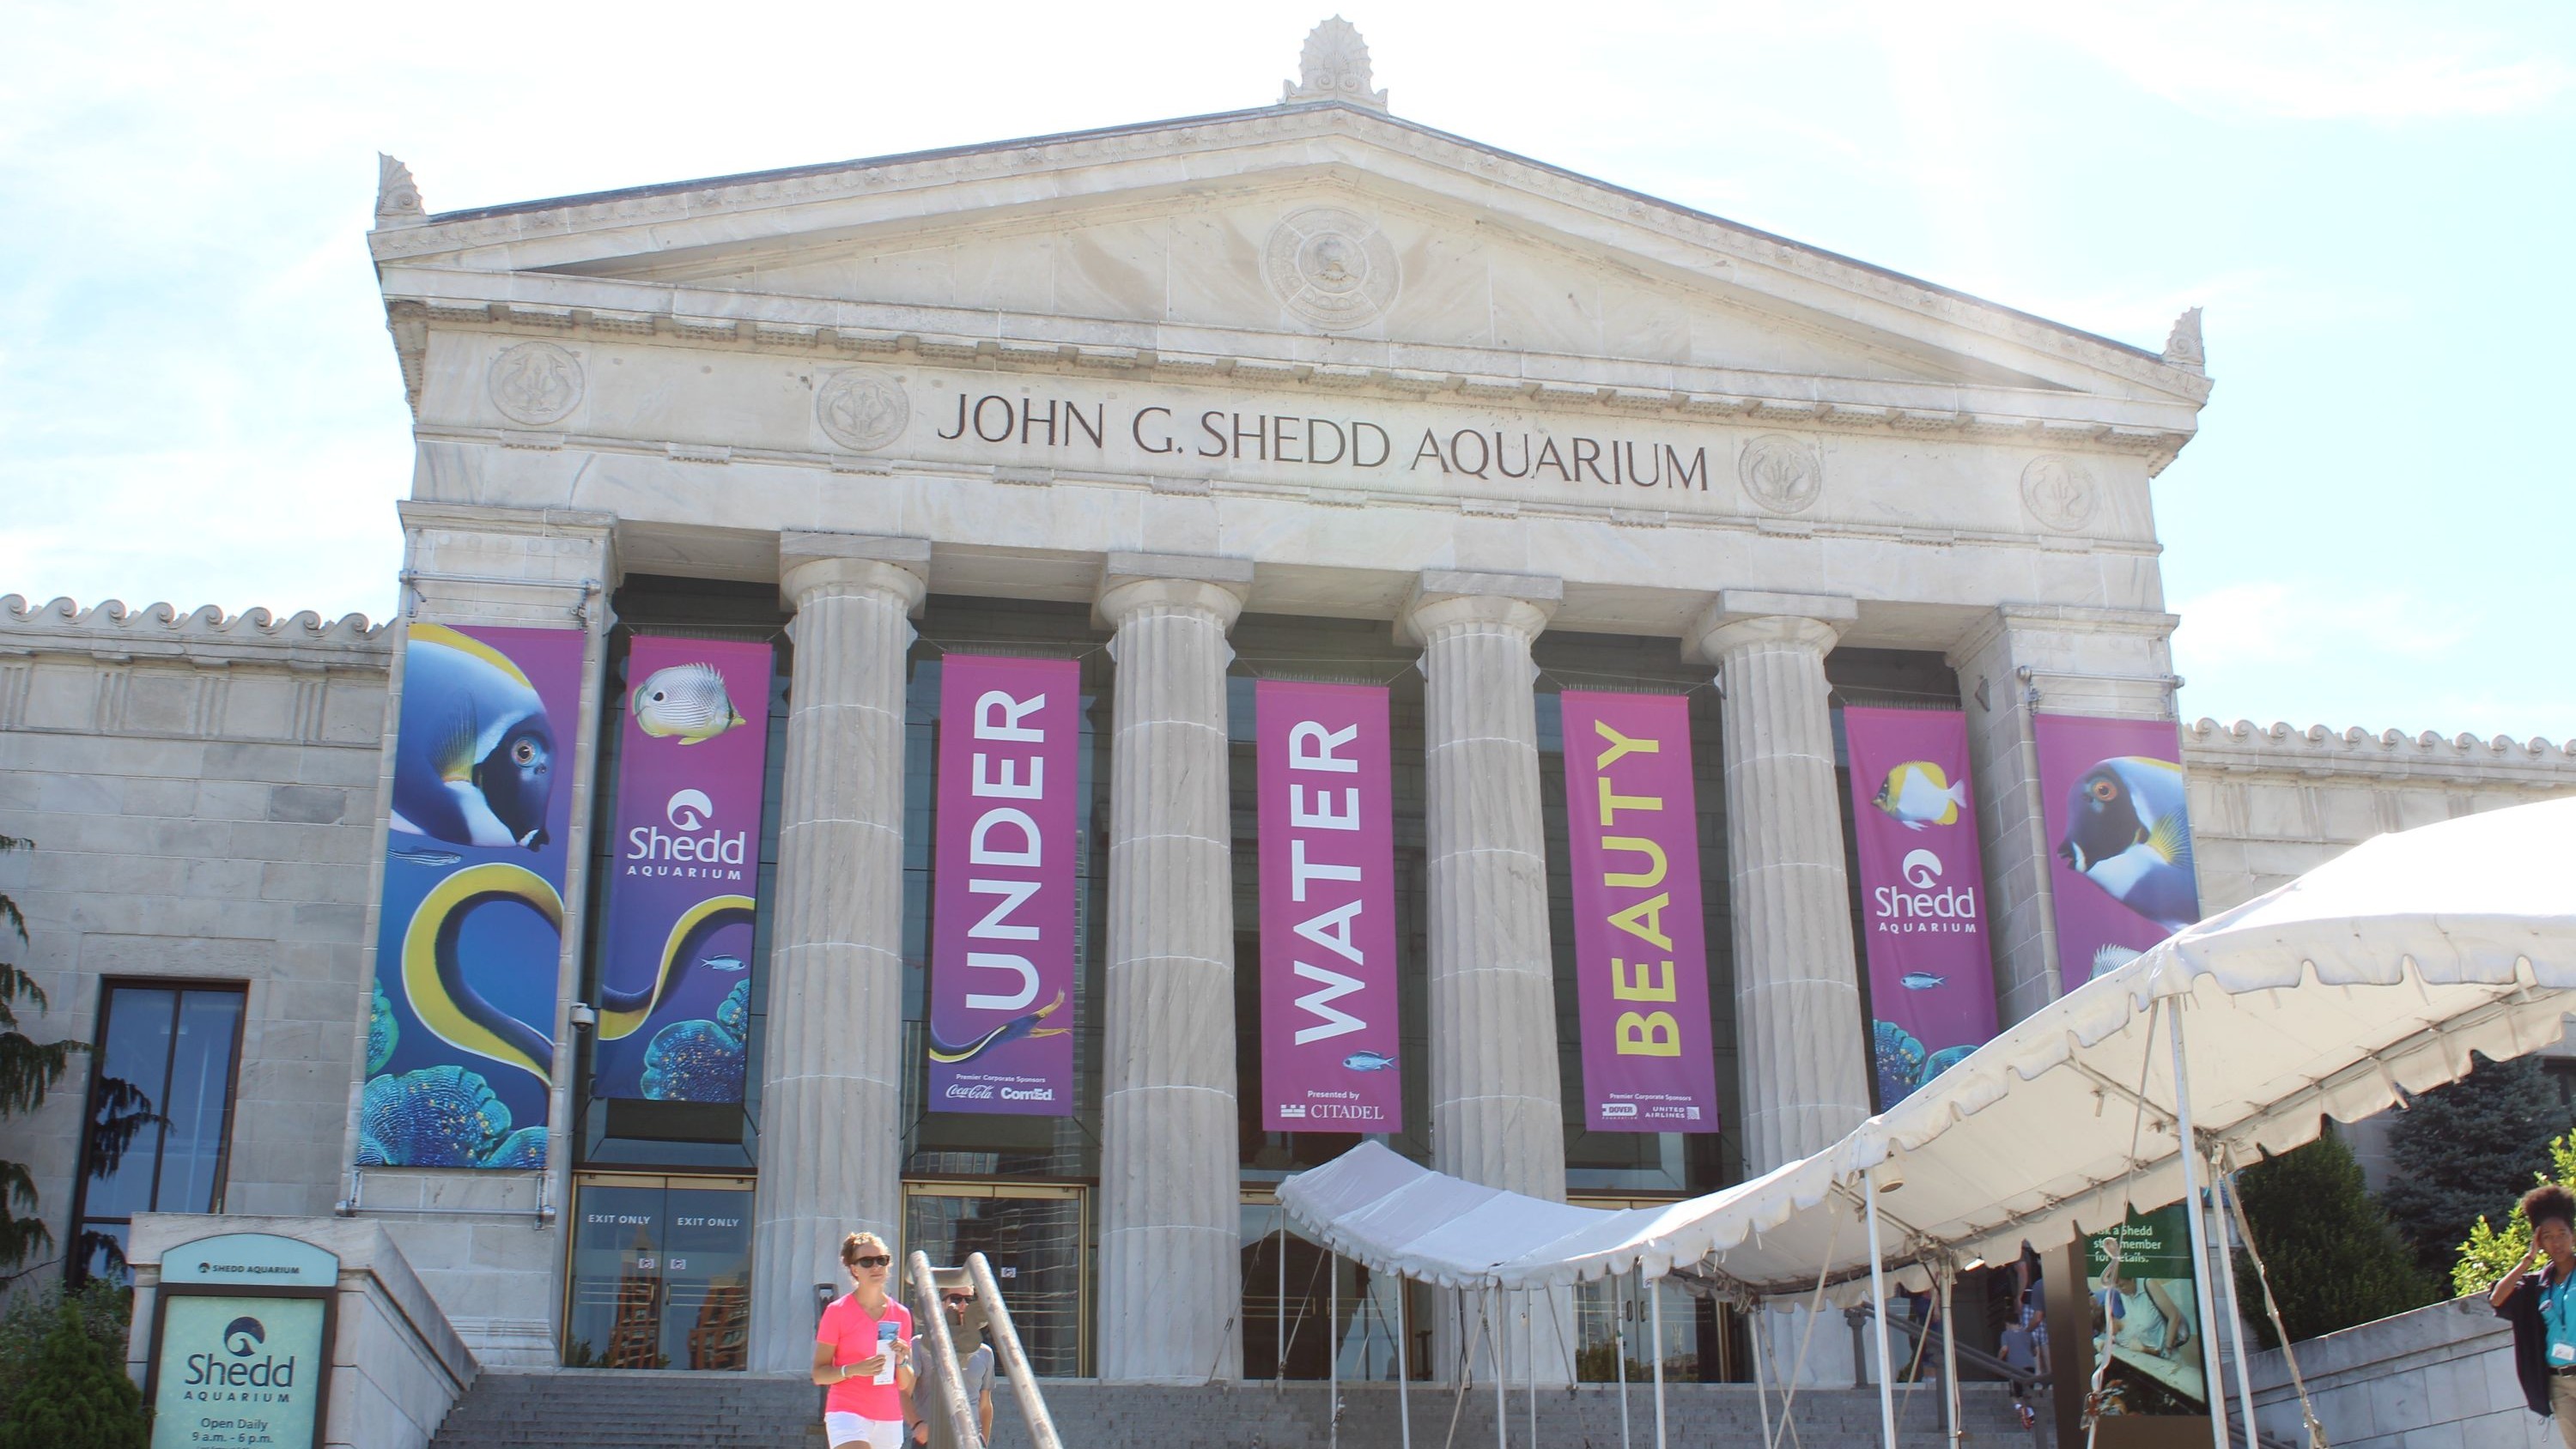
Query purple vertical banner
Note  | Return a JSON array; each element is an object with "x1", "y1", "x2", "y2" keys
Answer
[
  {"x1": 363, "y1": 623, "x2": 585, "y2": 1169},
  {"x1": 2035, "y1": 713, "x2": 2201, "y2": 988},
  {"x1": 929, "y1": 655, "x2": 1080, "y2": 1114},
  {"x1": 1255, "y1": 681, "x2": 1403, "y2": 1133},
  {"x1": 1558, "y1": 691, "x2": 1719, "y2": 1133},
  {"x1": 591, "y1": 636, "x2": 772, "y2": 1103},
  {"x1": 1842, "y1": 706, "x2": 1999, "y2": 1108}
]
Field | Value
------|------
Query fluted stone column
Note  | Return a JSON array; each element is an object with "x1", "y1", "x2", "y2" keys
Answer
[
  {"x1": 748, "y1": 532, "x2": 928, "y2": 1373},
  {"x1": 1691, "y1": 590, "x2": 1869, "y2": 1176},
  {"x1": 1401, "y1": 570, "x2": 1573, "y2": 1385},
  {"x1": 1095, "y1": 551, "x2": 1252, "y2": 1384}
]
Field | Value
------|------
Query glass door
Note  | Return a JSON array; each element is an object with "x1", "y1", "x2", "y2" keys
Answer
[
  {"x1": 902, "y1": 1181, "x2": 1087, "y2": 1377},
  {"x1": 565, "y1": 1174, "x2": 755, "y2": 1370}
]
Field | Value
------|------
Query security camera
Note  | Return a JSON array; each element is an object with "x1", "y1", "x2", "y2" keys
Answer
[{"x1": 568, "y1": 1002, "x2": 598, "y2": 1030}]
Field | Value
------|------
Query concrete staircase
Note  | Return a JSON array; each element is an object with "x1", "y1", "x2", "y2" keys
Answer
[{"x1": 428, "y1": 1370, "x2": 2050, "y2": 1447}]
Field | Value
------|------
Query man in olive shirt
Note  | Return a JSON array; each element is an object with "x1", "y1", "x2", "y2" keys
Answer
[{"x1": 907, "y1": 1280, "x2": 995, "y2": 1449}]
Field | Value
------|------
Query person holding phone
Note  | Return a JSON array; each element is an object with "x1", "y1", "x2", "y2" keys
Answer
[{"x1": 814, "y1": 1232, "x2": 917, "y2": 1449}]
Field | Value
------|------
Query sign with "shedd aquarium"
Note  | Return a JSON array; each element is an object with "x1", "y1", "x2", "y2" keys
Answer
[{"x1": 149, "y1": 1233, "x2": 337, "y2": 1449}]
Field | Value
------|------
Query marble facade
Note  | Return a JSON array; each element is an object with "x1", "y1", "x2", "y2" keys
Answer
[{"x1": 5, "y1": 21, "x2": 2573, "y2": 1391}]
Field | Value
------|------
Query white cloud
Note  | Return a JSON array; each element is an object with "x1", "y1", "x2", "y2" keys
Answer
[{"x1": 2173, "y1": 579, "x2": 2467, "y2": 670}]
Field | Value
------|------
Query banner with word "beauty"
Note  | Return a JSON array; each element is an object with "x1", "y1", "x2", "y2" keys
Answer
[
  {"x1": 929, "y1": 655, "x2": 1081, "y2": 1114},
  {"x1": 1255, "y1": 680, "x2": 1403, "y2": 1132},
  {"x1": 591, "y1": 635, "x2": 771, "y2": 1103},
  {"x1": 1841, "y1": 706, "x2": 1998, "y2": 1108},
  {"x1": 1558, "y1": 691, "x2": 1718, "y2": 1132}
]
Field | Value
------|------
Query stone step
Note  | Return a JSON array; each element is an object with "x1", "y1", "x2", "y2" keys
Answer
[{"x1": 428, "y1": 1371, "x2": 2052, "y2": 1449}]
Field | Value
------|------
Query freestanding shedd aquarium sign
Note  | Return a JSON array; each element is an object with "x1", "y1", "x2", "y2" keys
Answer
[{"x1": 145, "y1": 1233, "x2": 338, "y2": 1449}]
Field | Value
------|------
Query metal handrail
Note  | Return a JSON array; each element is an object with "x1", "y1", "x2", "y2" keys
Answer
[
  {"x1": 909, "y1": 1251, "x2": 985, "y2": 1449},
  {"x1": 967, "y1": 1252, "x2": 1065, "y2": 1449}
]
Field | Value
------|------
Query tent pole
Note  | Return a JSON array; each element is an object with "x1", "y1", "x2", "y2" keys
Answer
[
  {"x1": 1397, "y1": 1275, "x2": 1412, "y2": 1449},
  {"x1": 1750, "y1": 1300, "x2": 1775, "y2": 1449},
  {"x1": 2210, "y1": 1148, "x2": 2261, "y2": 1449},
  {"x1": 1492, "y1": 1288, "x2": 1508, "y2": 1449},
  {"x1": 1939, "y1": 1268, "x2": 1960, "y2": 1449},
  {"x1": 1867, "y1": 1168, "x2": 1898, "y2": 1449},
  {"x1": 1330, "y1": 1251, "x2": 1341, "y2": 1449},
  {"x1": 1650, "y1": 1276, "x2": 1668, "y2": 1449},
  {"x1": 1524, "y1": 1293, "x2": 1536, "y2": 1448},
  {"x1": 1278, "y1": 1211, "x2": 1288, "y2": 1387},
  {"x1": 1614, "y1": 1272, "x2": 1631, "y2": 1449},
  {"x1": 2166, "y1": 997, "x2": 2233, "y2": 1449}
]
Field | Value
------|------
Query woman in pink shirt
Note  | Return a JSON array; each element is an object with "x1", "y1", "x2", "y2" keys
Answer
[{"x1": 812, "y1": 1232, "x2": 917, "y2": 1449}]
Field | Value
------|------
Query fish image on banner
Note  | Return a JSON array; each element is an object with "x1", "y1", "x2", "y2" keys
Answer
[
  {"x1": 2035, "y1": 713, "x2": 2203, "y2": 987},
  {"x1": 362, "y1": 623, "x2": 584, "y2": 1169},
  {"x1": 590, "y1": 637, "x2": 773, "y2": 1104},
  {"x1": 928, "y1": 655, "x2": 1080, "y2": 1115},
  {"x1": 1843, "y1": 707, "x2": 1999, "y2": 1108},
  {"x1": 1557, "y1": 691, "x2": 1719, "y2": 1133},
  {"x1": 1255, "y1": 680, "x2": 1402, "y2": 1132}
]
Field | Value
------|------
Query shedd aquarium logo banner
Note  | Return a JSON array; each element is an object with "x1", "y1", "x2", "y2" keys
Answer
[
  {"x1": 591, "y1": 636, "x2": 773, "y2": 1105},
  {"x1": 151, "y1": 1295, "x2": 328, "y2": 1448}
]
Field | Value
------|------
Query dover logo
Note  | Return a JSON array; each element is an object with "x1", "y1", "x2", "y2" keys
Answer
[
  {"x1": 666, "y1": 789, "x2": 714, "y2": 831},
  {"x1": 223, "y1": 1318, "x2": 265, "y2": 1356}
]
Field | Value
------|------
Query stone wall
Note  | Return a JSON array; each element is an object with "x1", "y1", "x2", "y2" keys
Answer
[
  {"x1": 0, "y1": 595, "x2": 389, "y2": 1282},
  {"x1": 2246, "y1": 1294, "x2": 2552, "y2": 1449}
]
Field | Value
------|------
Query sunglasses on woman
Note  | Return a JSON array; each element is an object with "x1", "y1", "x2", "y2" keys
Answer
[{"x1": 852, "y1": 1254, "x2": 892, "y2": 1269}]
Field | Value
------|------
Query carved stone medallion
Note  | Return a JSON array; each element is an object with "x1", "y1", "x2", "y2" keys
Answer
[
  {"x1": 1737, "y1": 434, "x2": 1823, "y2": 514},
  {"x1": 486, "y1": 342, "x2": 584, "y2": 426},
  {"x1": 1263, "y1": 207, "x2": 1400, "y2": 331},
  {"x1": 2020, "y1": 454, "x2": 2097, "y2": 532},
  {"x1": 815, "y1": 372, "x2": 910, "y2": 452}
]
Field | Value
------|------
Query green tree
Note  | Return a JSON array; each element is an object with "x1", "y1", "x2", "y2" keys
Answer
[
  {"x1": 0, "y1": 1300, "x2": 146, "y2": 1449},
  {"x1": 2451, "y1": 1129, "x2": 2576, "y2": 1297},
  {"x1": 2232, "y1": 1129, "x2": 2439, "y2": 1349},
  {"x1": 0, "y1": 1278, "x2": 134, "y2": 1424},
  {"x1": 0, "y1": 834, "x2": 79, "y2": 1272},
  {"x1": 2382, "y1": 1052, "x2": 2570, "y2": 1279}
]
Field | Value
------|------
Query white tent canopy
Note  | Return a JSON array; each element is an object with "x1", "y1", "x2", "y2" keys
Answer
[{"x1": 1281, "y1": 794, "x2": 2576, "y2": 1305}]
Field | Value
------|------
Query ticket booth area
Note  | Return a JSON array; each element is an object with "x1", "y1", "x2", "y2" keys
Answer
[{"x1": 564, "y1": 1175, "x2": 756, "y2": 1371}]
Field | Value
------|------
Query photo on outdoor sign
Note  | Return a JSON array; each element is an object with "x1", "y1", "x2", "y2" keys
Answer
[
  {"x1": 2085, "y1": 1203, "x2": 2206, "y2": 1414},
  {"x1": 2034, "y1": 713, "x2": 2202, "y2": 988},
  {"x1": 361, "y1": 623, "x2": 586, "y2": 1170}
]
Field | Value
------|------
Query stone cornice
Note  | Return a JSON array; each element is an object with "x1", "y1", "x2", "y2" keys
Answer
[
  {"x1": 2182, "y1": 716, "x2": 2576, "y2": 790},
  {"x1": 0, "y1": 595, "x2": 389, "y2": 672},
  {"x1": 371, "y1": 101, "x2": 2210, "y2": 410}
]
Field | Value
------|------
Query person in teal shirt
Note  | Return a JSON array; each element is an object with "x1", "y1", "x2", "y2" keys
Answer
[{"x1": 2493, "y1": 1184, "x2": 2576, "y2": 1445}]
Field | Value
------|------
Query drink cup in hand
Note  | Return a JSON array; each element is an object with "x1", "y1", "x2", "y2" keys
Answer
[{"x1": 877, "y1": 1321, "x2": 901, "y2": 1384}]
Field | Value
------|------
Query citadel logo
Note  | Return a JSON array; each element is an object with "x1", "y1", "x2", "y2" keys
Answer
[{"x1": 666, "y1": 789, "x2": 714, "y2": 831}]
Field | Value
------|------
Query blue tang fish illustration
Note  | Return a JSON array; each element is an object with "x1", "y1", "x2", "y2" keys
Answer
[
  {"x1": 1342, "y1": 1051, "x2": 1397, "y2": 1072},
  {"x1": 391, "y1": 622, "x2": 557, "y2": 850},
  {"x1": 2056, "y1": 755, "x2": 2199, "y2": 934}
]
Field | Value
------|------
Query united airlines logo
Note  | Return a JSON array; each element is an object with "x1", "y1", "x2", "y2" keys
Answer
[{"x1": 665, "y1": 789, "x2": 714, "y2": 831}]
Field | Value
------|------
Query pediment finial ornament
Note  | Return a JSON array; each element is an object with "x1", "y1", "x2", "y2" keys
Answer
[
  {"x1": 2162, "y1": 306, "x2": 2204, "y2": 372},
  {"x1": 1282, "y1": 16, "x2": 1388, "y2": 111},
  {"x1": 375, "y1": 154, "x2": 425, "y2": 227}
]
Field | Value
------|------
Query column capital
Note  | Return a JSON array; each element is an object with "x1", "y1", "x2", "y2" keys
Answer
[
  {"x1": 1397, "y1": 569, "x2": 1562, "y2": 646},
  {"x1": 1093, "y1": 552, "x2": 1253, "y2": 632},
  {"x1": 1688, "y1": 589, "x2": 1856, "y2": 663},
  {"x1": 778, "y1": 532, "x2": 931, "y2": 614}
]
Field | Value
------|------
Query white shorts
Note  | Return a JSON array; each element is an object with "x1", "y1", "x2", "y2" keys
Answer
[{"x1": 823, "y1": 1412, "x2": 903, "y2": 1449}]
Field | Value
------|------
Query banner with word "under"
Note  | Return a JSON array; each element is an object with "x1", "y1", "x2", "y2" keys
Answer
[
  {"x1": 1255, "y1": 680, "x2": 1404, "y2": 1132},
  {"x1": 1841, "y1": 706, "x2": 1999, "y2": 1109},
  {"x1": 1558, "y1": 691, "x2": 1719, "y2": 1133},
  {"x1": 929, "y1": 655, "x2": 1081, "y2": 1115}
]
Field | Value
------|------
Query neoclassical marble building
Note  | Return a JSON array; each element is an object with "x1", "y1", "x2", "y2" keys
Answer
[{"x1": 5, "y1": 21, "x2": 2572, "y2": 1399}]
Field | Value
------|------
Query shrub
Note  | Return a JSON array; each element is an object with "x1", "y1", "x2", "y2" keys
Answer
[
  {"x1": 2233, "y1": 1129, "x2": 2439, "y2": 1349},
  {"x1": 2452, "y1": 1129, "x2": 2576, "y2": 1297},
  {"x1": 0, "y1": 1298, "x2": 146, "y2": 1449}
]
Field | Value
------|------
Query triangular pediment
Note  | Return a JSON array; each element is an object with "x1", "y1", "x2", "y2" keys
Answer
[{"x1": 375, "y1": 102, "x2": 2210, "y2": 413}]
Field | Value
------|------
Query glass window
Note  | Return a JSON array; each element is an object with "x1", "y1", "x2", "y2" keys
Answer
[
  {"x1": 903, "y1": 1183, "x2": 1085, "y2": 1377},
  {"x1": 71, "y1": 982, "x2": 246, "y2": 1283}
]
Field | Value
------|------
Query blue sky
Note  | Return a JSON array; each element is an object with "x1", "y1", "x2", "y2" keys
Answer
[{"x1": 3, "y1": 1, "x2": 2568, "y2": 739}]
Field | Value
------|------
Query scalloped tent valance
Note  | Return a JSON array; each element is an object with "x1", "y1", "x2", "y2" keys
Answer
[{"x1": 1280, "y1": 794, "x2": 2576, "y2": 1306}]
